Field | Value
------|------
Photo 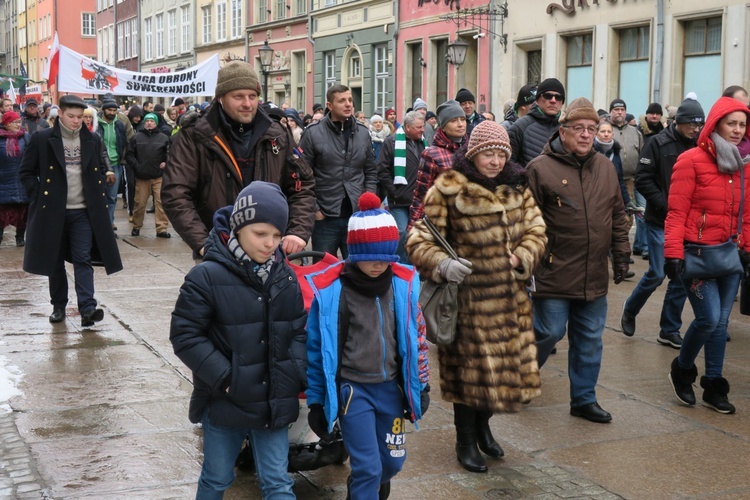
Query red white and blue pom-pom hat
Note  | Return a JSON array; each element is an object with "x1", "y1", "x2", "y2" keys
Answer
[{"x1": 346, "y1": 192, "x2": 400, "y2": 263}]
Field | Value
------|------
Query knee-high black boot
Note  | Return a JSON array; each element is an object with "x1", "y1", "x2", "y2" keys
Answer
[
  {"x1": 475, "y1": 410, "x2": 505, "y2": 458},
  {"x1": 453, "y1": 403, "x2": 488, "y2": 473}
]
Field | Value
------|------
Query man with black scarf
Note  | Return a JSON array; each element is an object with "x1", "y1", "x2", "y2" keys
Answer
[
  {"x1": 161, "y1": 61, "x2": 315, "y2": 260},
  {"x1": 299, "y1": 84, "x2": 377, "y2": 259}
]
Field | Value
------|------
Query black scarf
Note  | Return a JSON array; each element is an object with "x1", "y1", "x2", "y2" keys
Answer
[{"x1": 340, "y1": 261, "x2": 392, "y2": 297}]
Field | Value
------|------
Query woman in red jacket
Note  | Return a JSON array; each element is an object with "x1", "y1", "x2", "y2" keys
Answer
[{"x1": 664, "y1": 97, "x2": 750, "y2": 415}]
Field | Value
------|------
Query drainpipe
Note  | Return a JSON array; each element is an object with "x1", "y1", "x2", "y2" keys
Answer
[
  {"x1": 488, "y1": 0, "x2": 495, "y2": 114},
  {"x1": 393, "y1": 0, "x2": 399, "y2": 116},
  {"x1": 653, "y1": 0, "x2": 664, "y2": 103},
  {"x1": 307, "y1": 3, "x2": 315, "y2": 108}
]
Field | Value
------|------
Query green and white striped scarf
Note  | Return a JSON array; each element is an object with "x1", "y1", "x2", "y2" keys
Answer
[{"x1": 393, "y1": 127, "x2": 428, "y2": 185}]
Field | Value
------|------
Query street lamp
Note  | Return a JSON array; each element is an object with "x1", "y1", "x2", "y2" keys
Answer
[
  {"x1": 446, "y1": 38, "x2": 469, "y2": 68},
  {"x1": 258, "y1": 41, "x2": 274, "y2": 102}
]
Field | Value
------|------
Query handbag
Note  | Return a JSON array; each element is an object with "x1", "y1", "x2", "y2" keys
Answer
[
  {"x1": 419, "y1": 215, "x2": 459, "y2": 345},
  {"x1": 740, "y1": 278, "x2": 750, "y2": 315},
  {"x1": 682, "y1": 168, "x2": 745, "y2": 280}
]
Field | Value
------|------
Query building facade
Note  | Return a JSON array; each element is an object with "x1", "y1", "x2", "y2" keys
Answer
[
  {"x1": 1, "y1": 0, "x2": 19, "y2": 76},
  {"x1": 495, "y1": 0, "x2": 750, "y2": 117}
]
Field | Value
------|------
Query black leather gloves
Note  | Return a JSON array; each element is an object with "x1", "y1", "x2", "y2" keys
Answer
[
  {"x1": 613, "y1": 262, "x2": 630, "y2": 284},
  {"x1": 664, "y1": 259, "x2": 684, "y2": 280},
  {"x1": 308, "y1": 404, "x2": 332, "y2": 441}
]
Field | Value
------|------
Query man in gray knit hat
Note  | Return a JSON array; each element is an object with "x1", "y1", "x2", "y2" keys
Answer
[{"x1": 162, "y1": 61, "x2": 315, "y2": 259}]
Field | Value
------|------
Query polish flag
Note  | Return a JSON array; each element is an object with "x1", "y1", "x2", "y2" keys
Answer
[{"x1": 43, "y1": 32, "x2": 60, "y2": 86}]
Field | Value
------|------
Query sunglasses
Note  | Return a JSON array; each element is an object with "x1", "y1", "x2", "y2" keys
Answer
[{"x1": 541, "y1": 92, "x2": 564, "y2": 103}]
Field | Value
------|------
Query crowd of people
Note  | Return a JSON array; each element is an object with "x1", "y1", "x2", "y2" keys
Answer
[{"x1": 2, "y1": 60, "x2": 749, "y2": 499}]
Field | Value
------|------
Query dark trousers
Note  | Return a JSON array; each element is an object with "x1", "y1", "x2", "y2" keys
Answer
[
  {"x1": 49, "y1": 209, "x2": 97, "y2": 314},
  {"x1": 124, "y1": 163, "x2": 136, "y2": 213},
  {"x1": 312, "y1": 216, "x2": 349, "y2": 259}
]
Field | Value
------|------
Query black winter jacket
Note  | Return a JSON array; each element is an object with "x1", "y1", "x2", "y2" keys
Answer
[
  {"x1": 126, "y1": 128, "x2": 169, "y2": 179},
  {"x1": 170, "y1": 206, "x2": 308, "y2": 428},
  {"x1": 635, "y1": 124, "x2": 696, "y2": 227},
  {"x1": 508, "y1": 104, "x2": 560, "y2": 167}
]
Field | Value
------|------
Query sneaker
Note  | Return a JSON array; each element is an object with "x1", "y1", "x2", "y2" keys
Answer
[
  {"x1": 668, "y1": 357, "x2": 697, "y2": 406},
  {"x1": 700, "y1": 376, "x2": 736, "y2": 414},
  {"x1": 657, "y1": 332, "x2": 683, "y2": 349},
  {"x1": 620, "y1": 304, "x2": 636, "y2": 337}
]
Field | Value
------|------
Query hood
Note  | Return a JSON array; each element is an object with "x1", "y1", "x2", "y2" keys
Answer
[
  {"x1": 202, "y1": 206, "x2": 238, "y2": 268},
  {"x1": 127, "y1": 105, "x2": 143, "y2": 119},
  {"x1": 503, "y1": 108, "x2": 517, "y2": 122},
  {"x1": 697, "y1": 97, "x2": 750, "y2": 157}
]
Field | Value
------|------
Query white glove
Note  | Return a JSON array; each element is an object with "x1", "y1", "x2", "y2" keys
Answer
[{"x1": 438, "y1": 258, "x2": 473, "y2": 283}]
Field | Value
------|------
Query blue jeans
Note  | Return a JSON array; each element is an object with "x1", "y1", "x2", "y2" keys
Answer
[
  {"x1": 390, "y1": 206, "x2": 409, "y2": 264},
  {"x1": 48, "y1": 209, "x2": 97, "y2": 314},
  {"x1": 339, "y1": 379, "x2": 406, "y2": 500},
  {"x1": 678, "y1": 273, "x2": 740, "y2": 378},
  {"x1": 196, "y1": 411, "x2": 294, "y2": 500},
  {"x1": 533, "y1": 296, "x2": 607, "y2": 407},
  {"x1": 624, "y1": 223, "x2": 687, "y2": 334},
  {"x1": 312, "y1": 216, "x2": 349, "y2": 260},
  {"x1": 633, "y1": 189, "x2": 648, "y2": 254},
  {"x1": 105, "y1": 162, "x2": 123, "y2": 225}
]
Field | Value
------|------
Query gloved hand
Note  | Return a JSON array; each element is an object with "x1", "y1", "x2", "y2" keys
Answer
[
  {"x1": 613, "y1": 262, "x2": 630, "y2": 284},
  {"x1": 420, "y1": 384, "x2": 430, "y2": 415},
  {"x1": 740, "y1": 250, "x2": 750, "y2": 278},
  {"x1": 307, "y1": 404, "x2": 332, "y2": 442},
  {"x1": 664, "y1": 259, "x2": 684, "y2": 280},
  {"x1": 437, "y1": 257, "x2": 473, "y2": 283}
]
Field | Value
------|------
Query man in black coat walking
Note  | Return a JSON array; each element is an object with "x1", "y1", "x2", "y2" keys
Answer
[{"x1": 19, "y1": 95, "x2": 122, "y2": 327}]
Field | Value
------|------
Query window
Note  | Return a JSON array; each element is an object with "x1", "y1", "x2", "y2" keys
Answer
[
  {"x1": 258, "y1": 0, "x2": 267, "y2": 23},
  {"x1": 131, "y1": 18, "x2": 137, "y2": 57},
  {"x1": 684, "y1": 17, "x2": 722, "y2": 108},
  {"x1": 144, "y1": 17, "x2": 152, "y2": 60},
  {"x1": 155, "y1": 13, "x2": 164, "y2": 58},
  {"x1": 276, "y1": 0, "x2": 285, "y2": 20},
  {"x1": 325, "y1": 51, "x2": 336, "y2": 90},
  {"x1": 294, "y1": 51, "x2": 306, "y2": 112},
  {"x1": 181, "y1": 6, "x2": 191, "y2": 53},
  {"x1": 216, "y1": 1, "x2": 226, "y2": 41},
  {"x1": 325, "y1": 0, "x2": 336, "y2": 6},
  {"x1": 348, "y1": 53, "x2": 360, "y2": 79},
  {"x1": 117, "y1": 22, "x2": 123, "y2": 60},
  {"x1": 202, "y1": 6, "x2": 212, "y2": 44},
  {"x1": 565, "y1": 33, "x2": 593, "y2": 101},
  {"x1": 374, "y1": 45, "x2": 388, "y2": 115},
  {"x1": 296, "y1": 0, "x2": 306, "y2": 16},
  {"x1": 410, "y1": 43, "x2": 422, "y2": 107},
  {"x1": 124, "y1": 21, "x2": 132, "y2": 59},
  {"x1": 167, "y1": 10, "x2": 176, "y2": 55},
  {"x1": 527, "y1": 50, "x2": 541, "y2": 85},
  {"x1": 618, "y1": 26, "x2": 650, "y2": 116},
  {"x1": 231, "y1": 0, "x2": 242, "y2": 39},
  {"x1": 433, "y1": 38, "x2": 448, "y2": 106},
  {"x1": 82, "y1": 13, "x2": 95, "y2": 36}
]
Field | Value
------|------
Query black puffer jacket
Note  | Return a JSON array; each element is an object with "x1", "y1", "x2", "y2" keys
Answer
[
  {"x1": 126, "y1": 127, "x2": 169, "y2": 179},
  {"x1": 170, "y1": 206, "x2": 308, "y2": 428},
  {"x1": 508, "y1": 104, "x2": 560, "y2": 167},
  {"x1": 635, "y1": 123, "x2": 696, "y2": 227}
]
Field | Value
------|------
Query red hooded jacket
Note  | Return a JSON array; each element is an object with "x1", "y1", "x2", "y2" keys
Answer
[{"x1": 664, "y1": 97, "x2": 750, "y2": 259}]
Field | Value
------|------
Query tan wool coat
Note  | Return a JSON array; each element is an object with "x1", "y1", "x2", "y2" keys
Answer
[{"x1": 406, "y1": 167, "x2": 547, "y2": 413}]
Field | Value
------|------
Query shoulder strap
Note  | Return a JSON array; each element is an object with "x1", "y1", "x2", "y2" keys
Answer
[
  {"x1": 738, "y1": 167, "x2": 744, "y2": 238},
  {"x1": 423, "y1": 215, "x2": 458, "y2": 260}
]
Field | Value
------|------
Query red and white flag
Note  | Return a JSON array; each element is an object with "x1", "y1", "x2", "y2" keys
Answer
[{"x1": 43, "y1": 31, "x2": 60, "y2": 86}]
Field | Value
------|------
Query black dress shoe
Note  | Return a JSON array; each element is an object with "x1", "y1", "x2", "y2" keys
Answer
[
  {"x1": 570, "y1": 402, "x2": 612, "y2": 423},
  {"x1": 81, "y1": 308, "x2": 104, "y2": 327},
  {"x1": 146, "y1": 207, "x2": 155, "y2": 214},
  {"x1": 49, "y1": 307, "x2": 65, "y2": 323},
  {"x1": 156, "y1": 232, "x2": 171, "y2": 238}
]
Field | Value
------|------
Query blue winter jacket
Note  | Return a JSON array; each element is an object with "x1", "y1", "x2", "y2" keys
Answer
[
  {"x1": 305, "y1": 261, "x2": 429, "y2": 431},
  {"x1": 0, "y1": 133, "x2": 30, "y2": 204}
]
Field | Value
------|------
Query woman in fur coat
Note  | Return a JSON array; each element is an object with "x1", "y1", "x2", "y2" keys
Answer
[{"x1": 406, "y1": 120, "x2": 546, "y2": 473}]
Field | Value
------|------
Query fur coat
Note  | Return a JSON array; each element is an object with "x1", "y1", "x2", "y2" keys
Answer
[{"x1": 406, "y1": 160, "x2": 547, "y2": 413}]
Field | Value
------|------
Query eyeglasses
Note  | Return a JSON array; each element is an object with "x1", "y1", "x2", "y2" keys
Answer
[
  {"x1": 563, "y1": 125, "x2": 598, "y2": 136},
  {"x1": 540, "y1": 92, "x2": 564, "y2": 103},
  {"x1": 686, "y1": 123, "x2": 703, "y2": 130}
]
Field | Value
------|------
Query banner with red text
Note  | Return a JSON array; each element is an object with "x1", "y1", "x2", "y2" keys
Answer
[{"x1": 57, "y1": 46, "x2": 219, "y2": 97}]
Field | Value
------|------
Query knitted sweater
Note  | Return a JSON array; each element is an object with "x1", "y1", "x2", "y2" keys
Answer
[{"x1": 60, "y1": 121, "x2": 86, "y2": 209}]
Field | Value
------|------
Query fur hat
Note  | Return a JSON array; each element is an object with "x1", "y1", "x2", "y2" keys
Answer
[
  {"x1": 646, "y1": 102, "x2": 663, "y2": 115},
  {"x1": 347, "y1": 192, "x2": 399, "y2": 263},
  {"x1": 1, "y1": 111, "x2": 20, "y2": 126},
  {"x1": 455, "y1": 88, "x2": 475, "y2": 103},
  {"x1": 560, "y1": 97, "x2": 600, "y2": 124},
  {"x1": 230, "y1": 181, "x2": 289, "y2": 236},
  {"x1": 215, "y1": 61, "x2": 261, "y2": 98},
  {"x1": 675, "y1": 97, "x2": 705, "y2": 124},
  {"x1": 609, "y1": 98, "x2": 627, "y2": 111},
  {"x1": 465, "y1": 120, "x2": 511, "y2": 160},
  {"x1": 83, "y1": 106, "x2": 97, "y2": 118},
  {"x1": 436, "y1": 100, "x2": 465, "y2": 128},
  {"x1": 536, "y1": 78, "x2": 565, "y2": 102},
  {"x1": 413, "y1": 98, "x2": 428, "y2": 111}
]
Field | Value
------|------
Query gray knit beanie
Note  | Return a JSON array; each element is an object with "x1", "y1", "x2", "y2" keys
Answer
[
  {"x1": 215, "y1": 61, "x2": 262, "y2": 98},
  {"x1": 436, "y1": 100, "x2": 465, "y2": 128}
]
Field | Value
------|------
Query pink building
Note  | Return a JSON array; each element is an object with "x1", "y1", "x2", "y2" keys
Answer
[{"x1": 396, "y1": 1, "x2": 492, "y2": 116}]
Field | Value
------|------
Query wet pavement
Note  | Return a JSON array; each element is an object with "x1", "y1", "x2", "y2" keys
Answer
[{"x1": 1, "y1": 208, "x2": 749, "y2": 499}]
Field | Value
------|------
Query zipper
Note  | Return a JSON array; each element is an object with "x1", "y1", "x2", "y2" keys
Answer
[
  {"x1": 404, "y1": 278, "x2": 416, "y2": 423},
  {"x1": 376, "y1": 296, "x2": 387, "y2": 380},
  {"x1": 697, "y1": 210, "x2": 706, "y2": 240}
]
